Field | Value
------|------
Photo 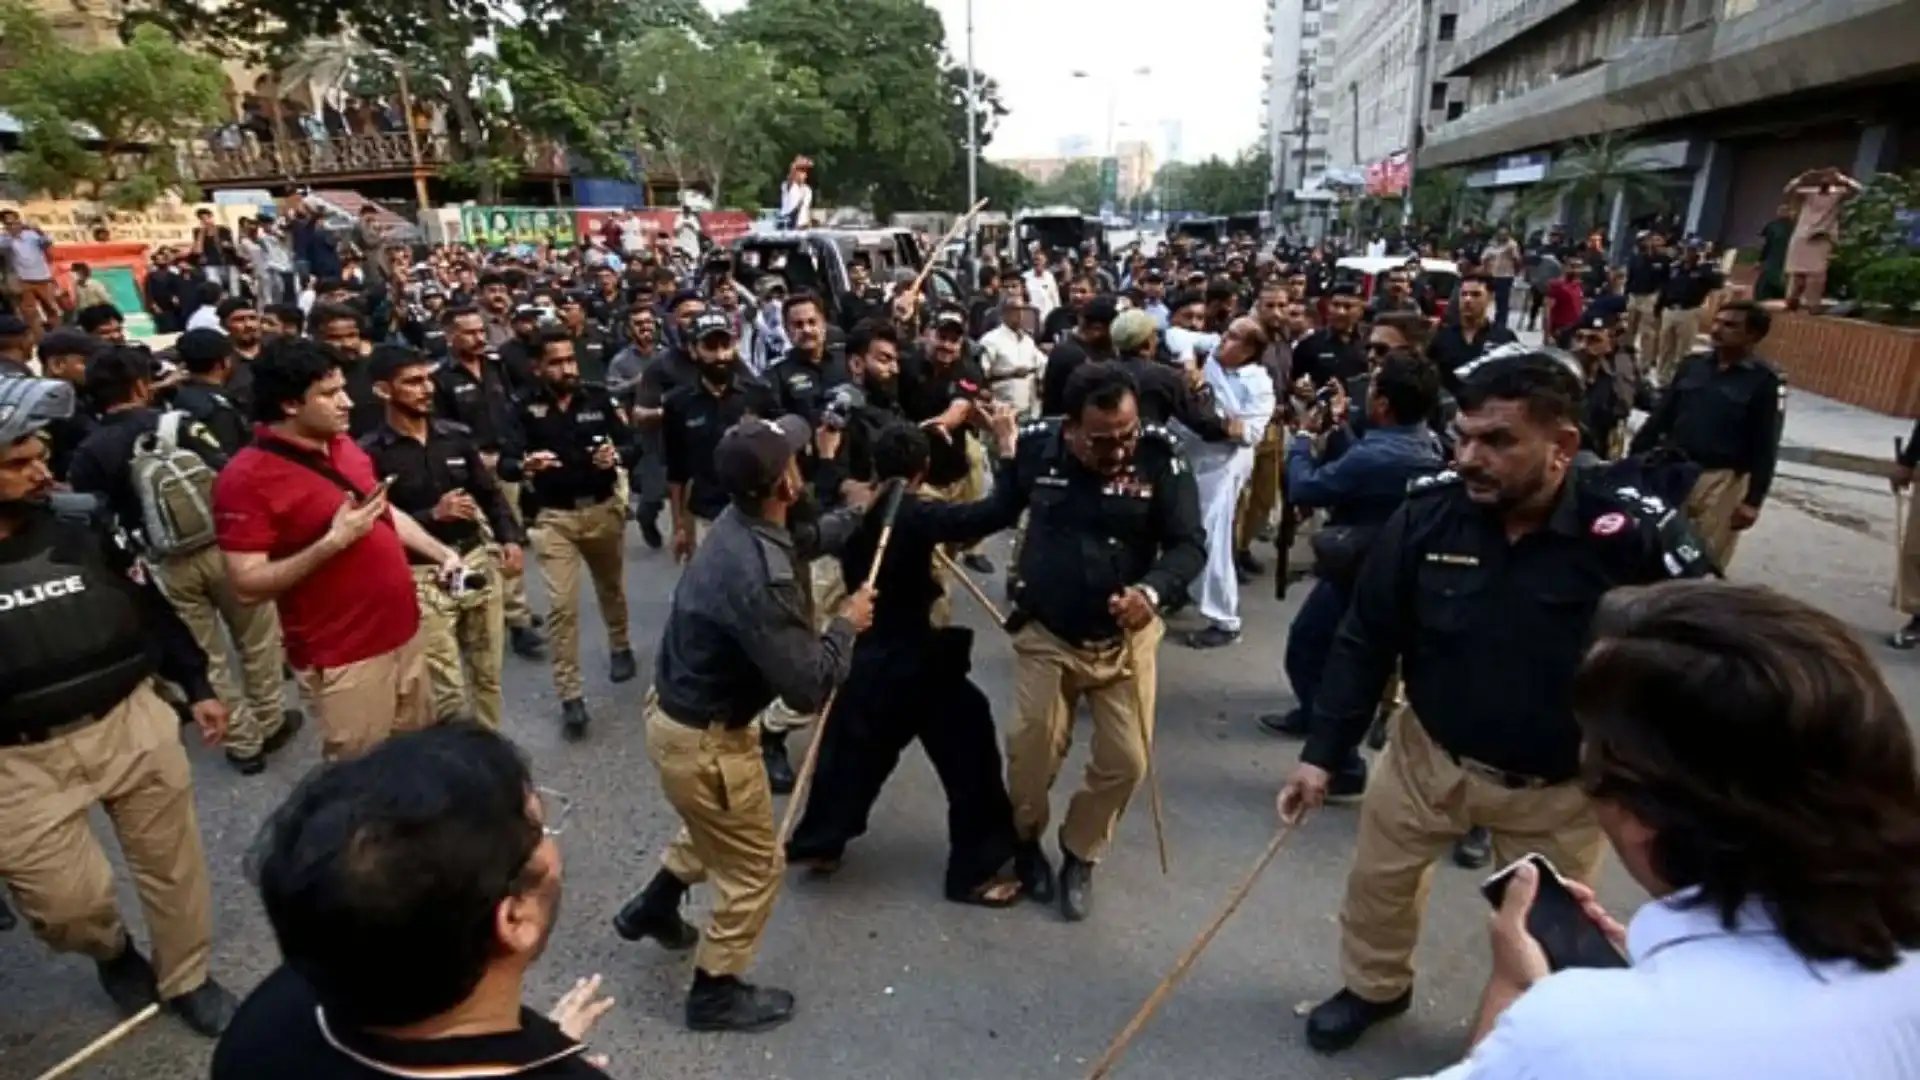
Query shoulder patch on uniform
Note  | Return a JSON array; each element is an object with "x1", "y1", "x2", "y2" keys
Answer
[
  {"x1": 1407, "y1": 469, "x2": 1461, "y2": 495},
  {"x1": 1018, "y1": 418, "x2": 1060, "y2": 440},
  {"x1": 432, "y1": 418, "x2": 474, "y2": 437},
  {"x1": 1599, "y1": 482, "x2": 1670, "y2": 522}
]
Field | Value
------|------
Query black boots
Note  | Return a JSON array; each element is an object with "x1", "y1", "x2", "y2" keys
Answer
[
  {"x1": 613, "y1": 870, "x2": 699, "y2": 951},
  {"x1": 97, "y1": 935, "x2": 158, "y2": 1014},
  {"x1": 1013, "y1": 839, "x2": 1055, "y2": 905},
  {"x1": 168, "y1": 979, "x2": 239, "y2": 1037},
  {"x1": 1305, "y1": 987, "x2": 1413, "y2": 1053},
  {"x1": 561, "y1": 698, "x2": 592, "y2": 741},
  {"x1": 510, "y1": 624, "x2": 548, "y2": 659},
  {"x1": 762, "y1": 730, "x2": 796, "y2": 795},
  {"x1": 608, "y1": 648, "x2": 638, "y2": 684},
  {"x1": 686, "y1": 970, "x2": 795, "y2": 1033},
  {"x1": 1058, "y1": 848, "x2": 1094, "y2": 922},
  {"x1": 226, "y1": 708, "x2": 307, "y2": 775}
]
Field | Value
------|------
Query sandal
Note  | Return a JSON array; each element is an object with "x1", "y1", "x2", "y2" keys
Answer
[{"x1": 952, "y1": 875, "x2": 1023, "y2": 909}]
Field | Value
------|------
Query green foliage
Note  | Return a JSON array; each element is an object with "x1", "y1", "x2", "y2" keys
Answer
[
  {"x1": 1854, "y1": 256, "x2": 1920, "y2": 323},
  {"x1": 1031, "y1": 160, "x2": 1103, "y2": 212},
  {"x1": 1514, "y1": 132, "x2": 1668, "y2": 230},
  {"x1": 1831, "y1": 169, "x2": 1920, "y2": 298},
  {"x1": 0, "y1": 3, "x2": 227, "y2": 207},
  {"x1": 1409, "y1": 168, "x2": 1488, "y2": 234},
  {"x1": 973, "y1": 160, "x2": 1034, "y2": 214},
  {"x1": 1154, "y1": 147, "x2": 1270, "y2": 216}
]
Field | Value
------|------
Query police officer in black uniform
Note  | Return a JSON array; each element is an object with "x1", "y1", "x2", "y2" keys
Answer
[
  {"x1": 665, "y1": 311, "x2": 780, "y2": 559},
  {"x1": 1276, "y1": 349, "x2": 1715, "y2": 1054},
  {"x1": 32, "y1": 327, "x2": 102, "y2": 479},
  {"x1": 558, "y1": 292, "x2": 615, "y2": 384},
  {"x1": 171, "y1": 329, "x2": 254, "y2": 455},
  {"x1": 1293, "y1": 286, "x2": 1368, "y2": 387},
  {"x1": 765, "y1": 292, "x2": 851, "y2": 428},
  {"x1": 0, "y1": 377, "x2": 241, "y2": 1034}
]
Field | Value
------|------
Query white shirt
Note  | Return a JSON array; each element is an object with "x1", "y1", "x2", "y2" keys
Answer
[
  {"x1": 1186, "y1": 356, "x2": 1273, "y2": 473},
  {"x1": 778, "y1": 182, "x2": 812, "y2": 230},
  {"x1": 186, "y1": 306, "x2": 224, "y2": 333},
  {"x1": 1411, "y1": 893, "x2": 1920, "y2": 1080},
  {"x1": 977, "y1": 324, "x2": 1044, "y2": 414},
  {"x1": 0, "y1": 229, "x2": 54, "y2": 281},
  {"x1": 1024, "y1": 270, "x2": 1061, "y2": 321}
]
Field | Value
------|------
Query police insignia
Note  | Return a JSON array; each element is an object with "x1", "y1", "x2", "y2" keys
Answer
[
  {"x1": 528, "y1": 403, "x2": 549, "y2": 418},
  {"x1": 1591, "y1": 511, "x2": 1628, "y2": 537}
]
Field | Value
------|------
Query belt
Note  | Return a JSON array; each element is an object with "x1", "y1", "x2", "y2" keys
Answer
[
  {"x1": 658, "y1": 701, "x2": 750, "y2": 732},
  {"x1": 0, "y1": 712, "x2": 106, "y2": 748},
  {"x1": 1446, "y1": 751, "x2": 1567, "y2": 791}
]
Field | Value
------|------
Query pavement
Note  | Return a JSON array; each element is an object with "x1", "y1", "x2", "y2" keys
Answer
[{"x1": 6, "y1": 366, "x2": 1920, "y2": 1080}]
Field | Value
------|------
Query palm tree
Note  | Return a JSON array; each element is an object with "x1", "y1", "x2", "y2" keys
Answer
[
  {"x1": 1516, "y1": 131, "x2": 1669, "y2": 232},
  {"x1": 1410, "y1": 167, "x2": 1488, "y2": 234}
]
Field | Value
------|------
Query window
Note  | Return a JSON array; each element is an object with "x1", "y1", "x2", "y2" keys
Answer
[
  {"x1": 1437, "y1": 12, "x2": 1457, "y2": 40},
  {"x1": 1447, "y1": 100, "x2": 1465, "y2": 120},
  {"x1": 1429, "y1": 81, "x2": 1448, "y2": 109}
]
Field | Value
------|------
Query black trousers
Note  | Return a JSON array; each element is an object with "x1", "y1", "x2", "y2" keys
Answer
[{"x1": 787, "y1": 625, "x2": 1018, "y2": 900}]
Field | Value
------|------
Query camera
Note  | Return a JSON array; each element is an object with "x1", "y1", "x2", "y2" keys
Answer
[{"x1": 821, "y1": 383, "x2": 866, "y2": 432}]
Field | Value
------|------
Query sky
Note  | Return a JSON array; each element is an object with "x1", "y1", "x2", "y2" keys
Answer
[{"x1": 703, "y1": 0, "x2": 1269, "y2": 164}]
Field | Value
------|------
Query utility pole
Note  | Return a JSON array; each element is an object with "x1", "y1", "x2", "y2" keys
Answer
[
  {"x1": 1294, "y1": 68, "x2": 1314, "y2": 236},
  {"x1": 965, "y1": 0, "x2": 979, "y2": 264},
  {"x1": 1401, "y1": 0, "x2": 1436, "y2": 231}
]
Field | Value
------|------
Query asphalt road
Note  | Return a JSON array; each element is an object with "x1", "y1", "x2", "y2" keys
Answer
[{"x1": 3, "y1": 465, "x2": 1917, "y2": 1080}]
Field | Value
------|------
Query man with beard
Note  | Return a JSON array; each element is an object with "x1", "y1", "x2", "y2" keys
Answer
[
  {"x1": 1184, "y1": 317, "x2": 1277, "y2": 650},
  {"x1": 1042, "y1": 275, "x2": 1097, "y2": 351},
  {"x1": 1235, "y1": 281, "x2": 1295, "y2": 577},
  {"x1": 363, "y1": 347, "x2": 525, "y2": 729},
  {"x1": 214, "y1": 727, "x2": 616, "y2": 1078},
  {"x1": 901, "y1": 309, "x2": 996, "y2": 578},
  {"x1": 609, "y1": 303, "x2": 668, "y2": 547},
  {"x1": 1276, "y1": 350, "x2": 1715, "y2": 1055},
  {"x1": 504, "y1": 330, "x2": 636, "y2": 739},
  {"x1": 1039, "y1": 294, "x2": 1117, "y2": 420},
  {"x1": 434, "y1": 305, "x2": 546, "y2": 659},
  {"x1": 787, "y1": 416, "x2": 1029, "y2": 906},
  {"x1": 306, "y1": 303, "x2": 384, "y2": 439},
  {"x1": 217, "y1": 298, "x2": 267, "y2": 415},
  {"x1": 665, "y1": 312, "x2": 781, "y2": 557},
  {"x1": 476, "y1": 272, "x2": 516, "y2": 350}
]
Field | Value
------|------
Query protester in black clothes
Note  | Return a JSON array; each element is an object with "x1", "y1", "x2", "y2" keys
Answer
[
  {"x1": 306, "y1": 303, "x2": 384, "y2": 438},
  {"x1": 212, "y1": 726, "x2": 616, "y2": 1080},
  {"x1": 33, "y1": 328, "x2": 100, "y2": 478},
  {"x1": 788, "y1": 418, "x2": 1029, "y2": 905},
  {"x1": 1039, "y1": 295, "x2": 1118, "y2": 417},
  {"x1": 1426, "y1": 274, "x2": 1517, "y2": 391},
  {"x1": 1042, "y1": 275, "x2": 1096, "y2": 347}
]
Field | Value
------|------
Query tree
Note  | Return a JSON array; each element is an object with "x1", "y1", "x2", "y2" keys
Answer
[
  {"x1": 1030, "y1": 160, "x2": 1102, "y2": 212},
  {"x1": 1408, "y1": 167, "x2": 1488, "y2": 234},
  {"x1": 974, "y1": 160, "x2": 1033, "y2": 213},
  {"x1": 726, "y1": 0, "x2": 961, "y2": 217},
  {"x1": 0, "y1": 2, "x2": 228, "y2": 207},
  {"x1": 1155, "y1": 146, "x2": 1270, "y2": 215},
  {"x1": 1515, "y1": 131, "x2": 1670, "y2": 232}
]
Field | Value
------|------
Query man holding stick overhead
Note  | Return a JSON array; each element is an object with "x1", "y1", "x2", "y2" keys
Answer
[
  {"x1": 612, "y1": 414, "x2": 875, "y2": 1034},
  {"x1": 1000, "y1": 363, "x2": 1206, "y2": 921}
]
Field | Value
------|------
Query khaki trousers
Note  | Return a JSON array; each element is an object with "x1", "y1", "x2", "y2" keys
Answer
[
  {"x1": 1006, "y1": 618, "x2": 1163, "y2": 863},
  {"x1": 412, "y1": 547, "x2": 506, "y2": 728},
  {"x1": 1625, "y1": 293, "x2": 1659, "y2": 360},
  {"x1": 152, "y1": 544, "x2": 288, "y2": 758},
  {"x1": 496, "y1": 480, "x2": 538, "y2": 630},
  {"x1": 533, "y1": 497, "x2": 631, "y2": 701},
  {"x1": 295, "y1": 631, "x2": 433, "y2": 761},
  {"x1": 1655, "y1": 306, "x2": 1701, "y2": 385},
  {"x1": 1683, "y1": 469, "x2": 1750, "y2": 573},
  {"x1": 1341, "y1": 707, "x2": 1605, "y2": 1002},
  {"x1": 645, "y1": 696, "x2": 780, "y2": 977},
  {"x1": 0, "y1": 682, "x2": 214, "y2": 998},
  {"x1": 1235, "y1": 424, "x2": 1286, "y2": 554}
]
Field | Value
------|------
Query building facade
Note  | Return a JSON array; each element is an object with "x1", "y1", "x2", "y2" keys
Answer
[
  {"x1": 1422, "y1": 0, "x2": 1920, "y2": 247},
  {"x1": 1320, "y1": 0, "x2": 1469, "y2": 181},
  {"x1": 1262, "y1": 0, "x2": 1340, "y2": 205}
]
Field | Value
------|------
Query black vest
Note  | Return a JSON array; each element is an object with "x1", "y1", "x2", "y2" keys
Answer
[{"x1": 0, "y1": 505, "x2": 153, "y2": 733}]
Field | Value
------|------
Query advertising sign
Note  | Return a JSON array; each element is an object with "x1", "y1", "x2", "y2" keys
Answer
[{"x1": 458, "y1": 206, "x2": 580, "y2": 248}]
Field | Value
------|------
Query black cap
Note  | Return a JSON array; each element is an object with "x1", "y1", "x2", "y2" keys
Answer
[
  {"x1": 1576, "y1": 312, "x2": 1612, "y2": 332},
  {"x1": 0, "y1": 314, "x2": 27, "y2": 339},
  {"x1": 715, "y1": 415, "x2": 811, "y2": 501},
  {"x1": 933, "y1": 309, "x2": 969, "y2": 334},
  {"x1": 692, "y1": 311, "x2": 734, "y2": 341},
  {"x1": 37, "y1": 328, "x2": 100, "y2": 362},
  {"x1": 511, "y1": 304, "x2": 540, "y2": 322},
  {"x1": 1080, "y1": 296, "x2": 1120, "y2": 328}
]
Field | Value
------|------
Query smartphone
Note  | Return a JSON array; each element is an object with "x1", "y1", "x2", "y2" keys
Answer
[
  {"x1": 1480, "y1": 853, "x2": 1628, "y2": 972},
  {"x1": 365, "y1": 475, "x2": 396, "y2": 503}
]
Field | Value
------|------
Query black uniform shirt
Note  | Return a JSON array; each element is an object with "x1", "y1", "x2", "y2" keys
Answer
[
  {"x1": 652, "y1": 504, "x2": 860, "y2": 725},
  {"x1": 211, "y1": 966, "x2": 610, "y2": 1080},
  {"x1": 1113, "y1": 354, "x2": 1231, "y2": 441},
  {"x1": 899, "y1": 345, "x2": 989, "y2": 487},
  {"x1": 999, "y1": 420, "x2": 1207, "y2": 646},
  {"x1": 1427, "y1": 320, "x2": 1519, "y2": 388},
  {"x1": 1657, "y1": 263, "x2": 1725, "y2": 311},
  {"x1": 1624, "y1": 252, "x2": 1673, "y2": 297},
  {"x1": 337, "y1": 355, "x2": 386, "y2": 440},
  {"x1": 569, "y1": 325, "x2": 615, "y2": 384},
  {"x1": 1293, "y1": 327, "x2": 1367, "y2": 387},
  {"x1": 171, "y1": 378, "x2": 252, "y2": 456},
  {"x1": 663, "y1": 370, "x2": 781, "y2": 522},
  {"x1": 1304, "y1": 468, "x2": 1716, "y2": 782},
  {"x1": 766, "y1": 345, "x2": 852, "y2": 428},
  {"x1": 432, "y1": 352, "x2": 519, "y2": 452},
  {"x1": 1628, "y1": 352, "x2": 1784, "y2": 507},
  {"x1": 635, "y1": 348, "x2": 701, "y2": 411},
  {"x1": 506, "y1": 383, "x2": 624, "y2": 511},
  {"x1": 67, "y1": 407, "x2": 228, "y2": 539},
  {"x1": 1040, "y1": 337, "x2": 1113, "y2": 418},
  {"x1": 359, "y1": 418, "x2": 522, "y2": 563}
]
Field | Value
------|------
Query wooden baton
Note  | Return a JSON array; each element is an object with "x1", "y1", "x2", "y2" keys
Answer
[{"x1": 31, "y1": 1003, "x2": 162, "y2": 1080}]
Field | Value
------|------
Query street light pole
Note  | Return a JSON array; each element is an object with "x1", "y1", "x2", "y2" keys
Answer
[{"x1": 965, "y1": 0, "x2": 978, "y2": 260}]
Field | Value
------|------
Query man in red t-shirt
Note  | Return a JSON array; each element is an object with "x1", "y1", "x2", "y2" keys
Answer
[
  {"x1": 1544, "y1": 257, "x2": 1587, "y2": 346},
  {"x1": 215, "y1": 338, "x2": 468, "y2": 760}
]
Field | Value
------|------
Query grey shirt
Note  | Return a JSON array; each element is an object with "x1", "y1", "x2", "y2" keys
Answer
[{"x1": 652, "y1": 503, "x2": 862, "y2": 724}]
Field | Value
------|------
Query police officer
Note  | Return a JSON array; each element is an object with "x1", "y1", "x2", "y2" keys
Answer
[
  {"x1": 33, "y1": 327, "x2": 101, "y2": 479},
  {"x1": 1293, "y1": 286, "x2": 1368, "y2": 387},
  {"x1": 665, "y1": 311, "x2": 780, "y2": 558},
  {"x1": 1651, "y1": 241, "x2": 1726, "y2": 385},
  {"x1": 765, "y1": 291, "x2": 850, "y2": 428},
  {"x1": 0, "y1": 377, "x2": 241, "y2": 1035},
  {"x1": 1621, "y1": 230, "x2": 1673, "y2": 361},
  {"x1": 1276, "y1": 349, "x2": 1716, "y2": 1055},
  {"x1": 504, "y1": 328, "x2": 635, "y2": 737},
  {"x1": 1569, "y1": 314, "x2": 1633, "y2": 458},
  {"x1": 1629, "y1": 300, "x2": 1784, "y2": 572},
  {"x1": 608, "y1": 302, "x2": 668, "y2": 548},
  {"x1": 612, "y1": 414, "x2": 875, "y2": 1033},
  {"x1": 996, "y1": 363, "x2": 1207, "y2": 921},
  {"x1": 362, "y1": 345, "x2": 526, "y2": 729},
  {"x1": 68, "y1": 345, "x2": 301, "y2": 775},
  {"x1": 435, "y1": 304, "x2": 546, "y2": 660},
  {"x1": 171, "y1": 328, "x2": 254, "y2": 455},
  {"x1": 558, "y1": 292, "x2": 615, "y2": 383}
]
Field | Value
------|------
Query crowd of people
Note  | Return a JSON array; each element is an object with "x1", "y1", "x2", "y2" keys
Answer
[{"x1": 0, "y1": 185, "x2": 1916, "y2": 1080}]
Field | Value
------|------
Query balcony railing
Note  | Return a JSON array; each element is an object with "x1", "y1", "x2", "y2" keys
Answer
[{"x1": 183, "y1": 131, "x2": 570, "y2": 185}]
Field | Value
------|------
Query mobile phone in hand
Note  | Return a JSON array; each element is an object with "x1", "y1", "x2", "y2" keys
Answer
[
  {"x1": 364, "y1": 475, "x2": 396, "y2": 503},
  {"x1": 1481, "y1": 853, "x2": 1629, "y2": 972}
]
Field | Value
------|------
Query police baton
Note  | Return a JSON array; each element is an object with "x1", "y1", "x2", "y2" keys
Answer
[
  {"x1": 776, "y1": 479, "x2": 909, "y2": 847},
  {"x1": 31, "y1": 1003, "x2": 161, "y2": 1080}
]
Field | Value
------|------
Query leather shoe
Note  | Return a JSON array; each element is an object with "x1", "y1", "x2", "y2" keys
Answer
[
  {"x1": 613, "y1": 877, "x2": 699, "y2": 951},
  {"x1": 762, "y1": 731, "x2": 796, "y2": 795},
  {"x1": 1328, "y1": 757, "x2": 1369, "y2": 802},
  {"x1": 686, "y1": 972, "x2": 796, "y2": 1033},
  {"x1": 1186, "y1": 625, "x2": 1240, "y2": 650},
  {"x1": 510, "y1": 625, "x2": 547, "y2": 659},
  {"x1": 1452, "y1": 826, "x2": 1492, "y2": 869},
  {"x1": 262, "y1": 708, "x2": 305, "y2": 755},
  {"x1": 1058, "y1": 848, "x2": 1093, "y2": 922},
  {"x1": 637, "y1": 514, "x2": 664, "y2": 550},
  {"x1": 609, "y1": 648, "x2": 638, "y2": 684},
  {"x1": 168, "y1": 979, "x2": 238, "y2": 1037},
  {"x1": 96, "y1": 937, "x2": 159, "y2": 1014},
  {"x1": 1013, "y1": 840, "x2": 1055, "y2": 905},
  {"x1": 561, "y1": 698, "x2": 592, "y2": 740},
  {"x1": 1257, "y1": 709, "x2": 1310, "y2": 737},
  {"x1": 226, "y1": 750, "x2": 266, "y2": 775},
  {"x1": 1305, "y1": 987, "x2": 1411, "y2": 1053}
]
